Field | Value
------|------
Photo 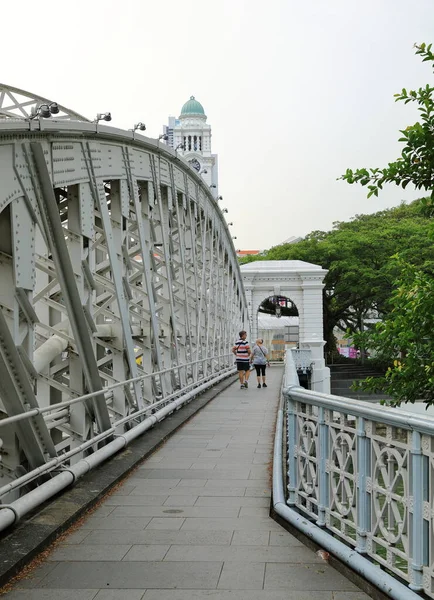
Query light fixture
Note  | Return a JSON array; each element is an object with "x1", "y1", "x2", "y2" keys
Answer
[
  {"x1": 94, "y1": 112, "x2": 112, "y2": 123},
  {"x1": 222, "y1": 208, "x2": 228, "y2": 213},
  {"x1": 200, "y1": 169, "x2": 208, "y2": 175},
  {"x1": 29, "y1": 102, "x2": 60, "y2": 119},
  {"x1": 227, "y1": 222, "x2": 233, "y2": 226},
  {"x1": 232, "y1": 236, "x2": 237, "y2": 240},
  {"x1": 217, "y1": 195, "x2": 223, "y2": 200},
  {"x1": 210, "y1": 184, "x2": 217, "y2": 189},
  {"x1": 159, "y1": 133, "x2": 168, "y2": 140},
  {"x1": 175, "y1": 143, "x2": 184, "y2": 150},
  {"x1": 133, "y1": 122, "x2": 146, "y2": 132}
]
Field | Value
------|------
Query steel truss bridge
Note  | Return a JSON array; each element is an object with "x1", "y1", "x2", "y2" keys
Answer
[
  {"x1": 2, "y1": 84, "x2": 433, "y2": 600},
  {"x1": 0, "y1": 84, "x2": 247, "y2": 525}
]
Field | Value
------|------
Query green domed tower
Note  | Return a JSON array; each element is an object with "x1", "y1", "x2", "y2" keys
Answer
[
  {"x1": 180, "y1": 96, "x2": 206, "y2": 117},
  {"x1": 161, "y1": 95, "x2": 218, "y2": 197}
]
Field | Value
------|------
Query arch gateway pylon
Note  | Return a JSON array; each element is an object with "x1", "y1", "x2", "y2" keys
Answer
[{"x1": 240, "y1": 260, "x2": 330, "y2": 393}]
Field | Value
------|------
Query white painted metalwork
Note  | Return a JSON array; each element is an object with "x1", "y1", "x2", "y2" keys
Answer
[
  {"x1": 291, "y1": 349, "x2": 313, "y2": 372},
  {"x1": 0, "y1": 364, "x2": 234, "y2": 533},
  {"x1": 0, "y1": 84, "x2": 90, "y2": 121},
  {"x1": 278, "y1": 350, "x2": 434, "y2": 599},
  {"x1": 0, "y1": 106, "x2": 247, "y2": 511}
]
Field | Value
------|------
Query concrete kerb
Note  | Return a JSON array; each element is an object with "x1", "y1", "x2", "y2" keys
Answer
[{"x1": 0, "y1": 373, "x2": 237, "y2": 588}]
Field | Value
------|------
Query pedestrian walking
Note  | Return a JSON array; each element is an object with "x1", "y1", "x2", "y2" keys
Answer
[
  {"x1": 232, "y1": 330, "x2": 251, "y2": 389},
  {"x1": 250, "y1": 338, "x2": 269, "y2": 388}
]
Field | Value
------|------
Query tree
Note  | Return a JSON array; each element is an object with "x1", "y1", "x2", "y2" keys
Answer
[
  {"x1": 260, "y1": 200, "x2": 432, "y2": 354},
  {"x1": 340, "y1": 42, "x2": 434, "y2": 404},
  {"x1": 353, "y1": 261, "x2": 434, "y2": 405},
  {"x1": 340, "y1": 43, "x2": 434, "y2": 218}
]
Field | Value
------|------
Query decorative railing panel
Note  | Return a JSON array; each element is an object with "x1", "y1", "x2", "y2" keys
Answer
[
  {"x1": 283, "y1": 351, "x2": 434, "y2": 597},
  {"x1": 291, "y1": 348, "x2": 313, "y2": 372}
]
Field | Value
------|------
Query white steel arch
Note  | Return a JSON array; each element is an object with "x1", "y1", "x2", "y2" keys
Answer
[
  {"x1": 0, "y1": 111, "x2": 247, "y2": 506},
  {"x1": 0, "y1": 83, "x2": 90, "y2": 121}
]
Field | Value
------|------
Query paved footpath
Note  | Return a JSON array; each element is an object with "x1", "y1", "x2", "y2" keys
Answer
[{"x1": 2, "y1": 367, "x2": 370, "y2": 600}]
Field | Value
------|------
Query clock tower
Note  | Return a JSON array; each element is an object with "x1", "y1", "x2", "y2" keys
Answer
[{"x1": 162, "y1": 96, "x2": 218, "y2": 197}]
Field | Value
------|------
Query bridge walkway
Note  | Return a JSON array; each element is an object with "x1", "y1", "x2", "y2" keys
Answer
[{"x1": 3, "y1": 368, "x2": 368, "y2": 600}]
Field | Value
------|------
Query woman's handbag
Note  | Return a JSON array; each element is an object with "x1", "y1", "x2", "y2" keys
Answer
[{"x1": 259, "y1": 346, "x2": 270, "y2": 367}]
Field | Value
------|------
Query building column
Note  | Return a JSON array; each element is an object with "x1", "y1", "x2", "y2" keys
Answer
[
  {"x1": 299, "y1": 279, "x2": 330, "y2": 394},
  {"x1": 244, "y1": 286, "x2": 254, "y2": 341}
]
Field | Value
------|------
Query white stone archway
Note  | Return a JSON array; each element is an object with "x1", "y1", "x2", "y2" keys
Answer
[{"x1": 240, "y1": 260, "x2": 330, "y2": 393}]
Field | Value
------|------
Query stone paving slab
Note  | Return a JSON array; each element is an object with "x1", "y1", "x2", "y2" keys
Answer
[
  {"x1": 104, "y1": 494, "x2": 172, "y2": 506},
  {"x1": 28, "y1": 560, "x2": 223, "y2": 589},
  {"x1": 107, "y1": 505, "x2": 241, "y2": 518},
  {"x1": 178, "y1": 517, "x2": 282, "y2": 531},
  {"x1": 217, "y1": 561, "x2": 265, "y2": 589},
  {"x1": 194, "y1": 496, "x2": 269, "y2": 507},
  {"x1": 48, "y1": 545, "x2": 134, "y2": 562},
  {"x1": 1, "y1": 367, "x2": 371, "y2": 600},
  {"x1": 162, "y1": 543, "x2": 323, "y2": 563},
  {"x1": 79, "y1": 530, "x2": 234, "y2": 546},
  {"x1": 136, "y1": 468, "x2": 253, "y2": 479},
  {"x1": 264, "y1": 562, "x2": 360, "y2": 591},
  {"x1": 146, "y1": 593, "x2": 369, "y2": 600},
  {"x1": 3, "y1": 592, "x2": 99, "y2": 600},
  {"x1": 132, "y1": 486, "x2": 249, "y2": 497},
  {"x1": 79, "y1": 517, "x2": 152, "y2": 530}
]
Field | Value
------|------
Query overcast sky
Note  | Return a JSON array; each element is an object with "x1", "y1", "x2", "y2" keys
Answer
[{"x1": 2, "y1": 0, "x2": 434, "y2": 249}]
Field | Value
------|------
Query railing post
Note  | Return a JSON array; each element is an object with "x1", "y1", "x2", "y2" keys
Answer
[
  {"x1": 356, "y1": 416, "x2": 369, "y2": 554},
  {"x1": 286, "y1": 395, "x2": 297, "y2": 506},
  {"x1": 317, "y1": 406, "x2": 328, "y2": 526},
  {"x1": 410, "y1": 430, "x2": 424, "y2": 591}
]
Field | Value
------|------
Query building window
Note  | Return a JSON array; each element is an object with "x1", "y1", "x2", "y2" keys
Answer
[
  {"x1": 199, "y1": 136, "x2": 202, "y2": 150},
  {"x1": 188, "y1": 135, "x2": 192, "y2": 151},
  {"x1": 193, "y1": 135, "x2": 197, "y2": 151},
  {"x1": 183, "y1": 136, "x2": 186, "y2": 151}
]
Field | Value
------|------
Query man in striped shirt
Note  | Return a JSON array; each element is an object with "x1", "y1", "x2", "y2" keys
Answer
[{"x1": 232, "y1": 330, "x2": 251, "y2": 389}]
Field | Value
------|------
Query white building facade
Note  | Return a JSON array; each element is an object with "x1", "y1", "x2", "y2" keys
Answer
[
  {"x1": 163, "y1": 96, "x2": 218, "y2": 197},
  {"x1": 240, "y1": 260, "x2": 330, "y2": 393}
]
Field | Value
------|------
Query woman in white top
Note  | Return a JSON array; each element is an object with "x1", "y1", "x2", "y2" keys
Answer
[{"x1": 250, "y1": 339, "x2": 269, "y2": 388}]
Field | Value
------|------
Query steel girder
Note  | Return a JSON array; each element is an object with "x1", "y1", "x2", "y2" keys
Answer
[
  {"x1": 0, "y1": 119, "x2": 246, "y2": 501},
  {"x1": 0, "y1": 83, "x2": 90, "y2": 121}
]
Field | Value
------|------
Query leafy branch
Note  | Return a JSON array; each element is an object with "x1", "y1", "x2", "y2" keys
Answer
[{"x1": 340, "y1": 43, "x2": 434, "y2": 216}]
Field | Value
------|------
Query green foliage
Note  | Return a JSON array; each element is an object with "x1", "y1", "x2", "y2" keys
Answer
[
  {"x1": 353, "y1": 261, "x2": 434, "y2": 405},
  {"x1": 238, "y1": 254, "x2": 264, "y2": 265},
  {"x1": 340, "y1": 42, "x2": 434, "y2": 405},
  {"x1": 340, "y1": 43, "x2": 434, "y2": 218},
  {"x1": 259, "y1": 200, "x2": 433, "y2": 353}
]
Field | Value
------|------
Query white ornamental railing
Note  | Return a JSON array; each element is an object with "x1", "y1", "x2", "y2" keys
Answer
[
  {"x1": 291, "y1": 349, "x2": 313, "y2": 372},
  {"x1": 273, "y1": 350, "x2": 434, "y2": 600}
]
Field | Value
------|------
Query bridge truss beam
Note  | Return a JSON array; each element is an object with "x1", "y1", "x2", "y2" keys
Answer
[{"x1": 0, "y1": 119, "x2": 247, "y2": 505}]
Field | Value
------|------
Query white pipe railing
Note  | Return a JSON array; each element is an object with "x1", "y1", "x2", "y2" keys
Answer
[
  {"x1": 0, "y1": 353, "x2": 232, "y2": 429},
  {"x1": 273, "y1": 350, "x2": 429, "y2": 600},
  {"x1": 0, "y1": 362, "x2": 235, "y2": 532},
  {"x1": 0, "y1": 355, "x2": 234, "y2": 498}
]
